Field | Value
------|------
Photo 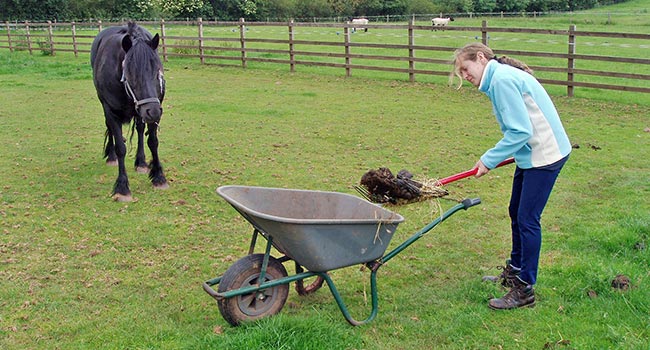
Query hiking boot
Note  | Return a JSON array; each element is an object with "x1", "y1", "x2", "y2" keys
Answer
[
  {"x1": 488, "y1": 278, "x2": 536, "y2": 310},
  {"x1": 482, "y1": 260, "x2": 520, "y2": 288}
]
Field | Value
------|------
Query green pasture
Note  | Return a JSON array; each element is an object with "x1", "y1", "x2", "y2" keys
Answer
[{"x1": 1, "y1": 31, "x2": 648, "y2": 349}]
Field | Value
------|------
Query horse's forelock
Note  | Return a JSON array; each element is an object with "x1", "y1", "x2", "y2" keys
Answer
[{"x1": 124, "y1": 42, "x2": 161, "y2": 79}]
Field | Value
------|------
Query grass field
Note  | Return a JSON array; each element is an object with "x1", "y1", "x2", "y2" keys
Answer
[{"x1": 0, "y1": 4, "x2": 649, "y2": 349}]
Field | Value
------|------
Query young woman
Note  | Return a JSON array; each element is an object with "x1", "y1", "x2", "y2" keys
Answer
[{"x1": 451, "y1": 42, "x2": 572, "y2": 309}]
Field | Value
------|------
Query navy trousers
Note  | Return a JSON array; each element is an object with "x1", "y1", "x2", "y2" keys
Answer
[{"x1": 509, "y1": 156, "x2": 568, "y2": 285}]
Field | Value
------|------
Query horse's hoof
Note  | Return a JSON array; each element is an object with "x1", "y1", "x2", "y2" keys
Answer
[
  {"x1": 112, "y1": 193, "x2": 133, "y2": 202},
  {"x1": 106, "y1": 160, "x2": 118, "y2": 166},
  {"x1": 136, "y1": 166, "x2": 149, "y2": 174},
  {"x1": 154, "y1": 182, "x2": 169, "y2": 190}
]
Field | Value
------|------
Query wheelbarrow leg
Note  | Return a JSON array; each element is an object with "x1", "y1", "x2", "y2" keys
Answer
[
  {"x1": 320, "y1": 199, "x2": 482, "y2": 326},
  {"x1": 248, "y1": 229, "x2": 260, "y2": 255},
  {"x1": 319, "y1": 270, "x2": 380, "y2": 326},
  {"x1": 256, "y1": 234, "x2": 275, "y2": 285}
]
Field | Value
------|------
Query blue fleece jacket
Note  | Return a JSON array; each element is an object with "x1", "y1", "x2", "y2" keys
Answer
[{"x1": 478, "y1": 60, "x2": 571, "y2": 169}]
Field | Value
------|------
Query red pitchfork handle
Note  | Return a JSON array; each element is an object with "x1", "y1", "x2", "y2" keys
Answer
[{"x1": 437, "y1": 158, "x2": 515, "y2": 186}]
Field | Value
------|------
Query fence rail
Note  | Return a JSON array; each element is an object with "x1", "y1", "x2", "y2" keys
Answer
[{"x1": 2, "y1": 19, "x2": 649, "y2": 96}]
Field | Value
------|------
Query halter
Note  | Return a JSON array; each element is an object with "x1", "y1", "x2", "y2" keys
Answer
[{"x1": 120, "y1": 60, "x2": 163, "y2": 112}]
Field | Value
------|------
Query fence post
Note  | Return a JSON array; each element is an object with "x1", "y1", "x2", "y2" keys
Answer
[
  {"x1": 239, "y1": 18, "x2": 247, "y2": 68},
  {"x1": 198, "y1": 17, "x2": 204, "y2": 64},
  {"x1": 567, "y1": 25, "x2": 576, "y2": 97},
  {"x1": 288, "y1": 20, "x2": 295, "y2": 73},
  {"x1": 160, "y1": 19, "x2": 168, "y2": 62},
  {"x1": 344, "y1": 21, "x2": 351, "y2": 77},
  {"x1": 482, "y1": 20, "x2": 489, "y2": 46},
  {"x1": 72, "y1": 21, "x2": 78, "y2": 57},
  {"x1": 25, "y1": 21, "x2": 33, "y2": 55},
  {"x1": 408, "y1": 18, "x2": 415, "y2": 82},
  {"x1": 98, "y1": 20, "x2": 102, "y2": 33},
  {"x1": 47, "y1": 20, "x2": 55, "y2": 56},
  {"x1": 6, "y1": 21, "x2": 13, "y2": 52}
]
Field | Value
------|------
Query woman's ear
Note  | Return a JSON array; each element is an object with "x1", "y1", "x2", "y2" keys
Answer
[{"x1": 476, "y1": 51, "x2": 486, "y2": 62}]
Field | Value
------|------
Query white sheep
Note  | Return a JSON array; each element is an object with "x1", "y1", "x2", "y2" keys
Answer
[
  {"x1": 432, "y1": 17, "x2": 454, "y2": 30},
  {"x1": 351, "y1": 18, "x2": 369, "y2": 33}
]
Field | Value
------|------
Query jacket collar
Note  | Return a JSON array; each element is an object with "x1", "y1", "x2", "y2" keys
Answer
[{"x1": 478, "y1": 59, "x2": 498, "y2": 93}]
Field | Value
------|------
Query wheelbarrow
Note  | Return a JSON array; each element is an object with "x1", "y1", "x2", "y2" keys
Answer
[{"x1": 202, "y1": 185, "x2": 481, "y2": 326}]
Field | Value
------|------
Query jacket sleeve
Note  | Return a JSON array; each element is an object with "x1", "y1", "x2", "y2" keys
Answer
[{"x1": 480, "y1": 76, "x2": 532, "y2": 169}]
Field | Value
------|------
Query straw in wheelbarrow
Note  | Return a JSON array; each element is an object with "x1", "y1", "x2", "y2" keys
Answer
[{"x1": 356, "y1": 158, "x2": 515, "y2": 205}]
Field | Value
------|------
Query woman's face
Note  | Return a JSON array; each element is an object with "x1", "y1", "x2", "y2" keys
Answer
[{"x1": 458, "y1": 52, "x2": 488, "y2": 87}]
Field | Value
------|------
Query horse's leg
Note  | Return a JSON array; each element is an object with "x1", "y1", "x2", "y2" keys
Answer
[
  {"x1": 134, "y1": 118, "x2": 149, "y2": 174},
  {"x1": 103, "y1": 109, "x2": 132, "y2": 201},
  {"x1": 146, "y1": 123, "x2": 169, "y2": 189}
]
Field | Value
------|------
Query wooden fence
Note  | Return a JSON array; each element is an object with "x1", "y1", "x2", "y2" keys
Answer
[{"x1": 2, "y1": 19, "x2": 649, "y2": 96}]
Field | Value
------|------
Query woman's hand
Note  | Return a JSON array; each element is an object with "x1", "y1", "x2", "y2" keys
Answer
[{"x1": 474, "y1": 160, "x2": 490, "y2": 178}]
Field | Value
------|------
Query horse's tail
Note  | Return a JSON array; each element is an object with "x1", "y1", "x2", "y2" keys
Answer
[
  {"x1": 103, "y1": 129, "x2": 110, "y2": 159},
  {"x1": 102, "y1": 122, "x2": 135, "y2": 159},
  {"x1": 129, "y1": 119, "x2": 136, "y2": 148}
]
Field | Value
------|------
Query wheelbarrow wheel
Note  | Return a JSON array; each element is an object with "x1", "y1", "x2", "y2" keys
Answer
[
  {"x1": 295, "y1": 275, "x2": 325, "y2": 296},
  {"x1": 294, "y1": 263, "x2": 326, "y2": 296},
  {"x1": 217, "y1": 254, "x2": 289, "y2": 326}
]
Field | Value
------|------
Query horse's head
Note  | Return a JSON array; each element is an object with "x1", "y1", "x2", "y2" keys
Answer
[{"x1": 121, "y1": 26, "x2": 165, "y2": 125}]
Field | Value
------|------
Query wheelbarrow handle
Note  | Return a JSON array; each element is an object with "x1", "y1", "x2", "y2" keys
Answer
[
  {"x1": 437, "y1": 158, "x2": 515, "y2": 186},
  {"x1": 462, "y1": 197, "x2": 482, "y2": 209}
]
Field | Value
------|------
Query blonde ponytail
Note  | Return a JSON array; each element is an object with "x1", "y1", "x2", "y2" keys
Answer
[{"x1": 495, "y1": 55, "x2": 534, "y2": 75}]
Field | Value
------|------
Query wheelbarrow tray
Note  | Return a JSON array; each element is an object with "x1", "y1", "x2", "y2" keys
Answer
[{"x1": 217, "y1": 185, "x2": 405, "y2": 272}]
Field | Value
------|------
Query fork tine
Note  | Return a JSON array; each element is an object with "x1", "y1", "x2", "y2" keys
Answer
[
  {"x1": 354, "y1": 185, "x2": 372, "y2": 201},
  {"x1": 354, "y1": 185, "x2": 369, "y2": 199}
]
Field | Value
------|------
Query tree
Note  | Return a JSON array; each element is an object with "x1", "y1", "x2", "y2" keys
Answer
[
  {"x1": 238, "y1": 0, "x2": 258, "y2": 18},
  {"x1": 382, "y1": 0, "x2": 408, "y2": 15},
  {"x1": 474, "y1": 0, "x2": 497, "y2": 13},
  {"x1": 0, "y1": 0, "x2": 71, "y2": 21},
  {"x1": 406, "y1": 0, "x2": 438, "y2": 14},
  {"x1": 294, "y1": 0, "x2": 334, "y2": 19},
  {"x1": 255, "y1": 0, "x2": 295, "y2": 21},
  {"x1": 432, "y1": 0, "x2": 464, "y2": 13},
  {"x1": 135, "y1": 0, "x2": 204, "y2": 19},
  {"x1": 0, "y1": 0, "x2": 631, "y2": 22},
  {"x1": 457, "y1": 0, "x2": 474, "y2": 12},
  {"x1": 568, "y1": 0, "x2": 599, "y2": 11},
  {"x1": 495, "y1": 0, "x2": 530, "y2": 12},
  {"x1": 327, "y1": 0, "x2": 362, "y2": 17},
  {"x1": 356, "y1": 0, "x2": 383, "y2": 16}
]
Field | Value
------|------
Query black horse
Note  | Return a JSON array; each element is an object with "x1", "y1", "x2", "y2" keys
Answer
[{"x1": 90, "y1": 22, "x2": 168, "y2": 201}]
